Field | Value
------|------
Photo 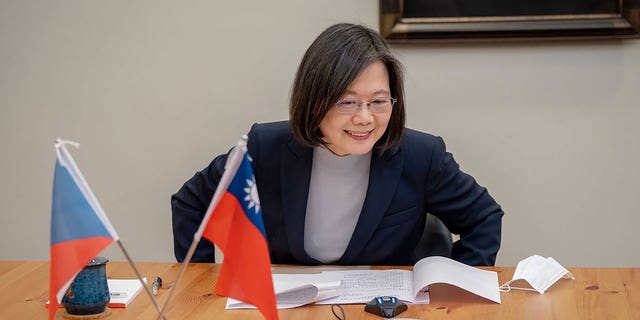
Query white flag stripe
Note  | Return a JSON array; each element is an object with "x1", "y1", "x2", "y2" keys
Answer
[{"x1": 54, "y1": 140, "x2": 119, "y2": 240}]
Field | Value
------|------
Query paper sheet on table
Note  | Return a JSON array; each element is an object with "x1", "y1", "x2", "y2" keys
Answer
[
  {"x1": 108, "y1": 278, "x2": 146, "y2": 308},
  {"x1": 317, "y1": 256, "x2": 500, "y2": 305},
  {"x1": 226, "y1": 273, "x2": 342, "y2": 309},
  {"x1": 317, "y1": 269, "x2": 422, "y2": 304},
  {"x1": 227, "y1": 256, "x2": 499, "y2": 308},
  {"x1": 412, "y1": 256, "x2": 501, "y2": 303}
]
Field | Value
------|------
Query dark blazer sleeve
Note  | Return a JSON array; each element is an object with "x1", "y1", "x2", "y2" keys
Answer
[
  {"x1": 425, "y1": 136, "x2": 503, "y2": 266},
  {"x1": 171, "y1": 153, "x2": 228, "y2": 262}
]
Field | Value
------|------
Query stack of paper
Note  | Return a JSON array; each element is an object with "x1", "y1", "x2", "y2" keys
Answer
[
  {"x1": 227, "y1": 273, "x2": 342, "y2": 309},
  {"x1": 226, "y1": 256, "x2": 501, "y2": 310},
  {"x1": 107, "y1": 278, "x2": 146, "y2": 308}
]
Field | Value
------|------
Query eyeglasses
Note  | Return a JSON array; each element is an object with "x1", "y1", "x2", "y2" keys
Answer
[{"x1": 334, "y1": 97, "x2": 397, "y2": 114}]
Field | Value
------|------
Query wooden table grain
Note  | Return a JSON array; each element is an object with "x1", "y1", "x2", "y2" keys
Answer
[{"x1": 1, "y1": 261, "x2": 638, "y2": 319}]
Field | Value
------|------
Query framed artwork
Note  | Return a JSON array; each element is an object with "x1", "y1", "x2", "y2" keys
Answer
[{"x1": 380, "y1": 0, "x2": 640, "y2": 42}]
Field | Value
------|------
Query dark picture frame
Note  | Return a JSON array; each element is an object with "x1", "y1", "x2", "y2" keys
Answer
[{"x1": 380, "y1": 0, "x2": 640, "y2": 42}]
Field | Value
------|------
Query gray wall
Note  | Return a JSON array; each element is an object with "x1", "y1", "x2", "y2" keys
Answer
[{"x1": 1, "y1": 0, "x2": 638, "y2": 266}]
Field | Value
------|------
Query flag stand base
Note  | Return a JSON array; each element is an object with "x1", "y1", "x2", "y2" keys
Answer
[{"x1": 62, "y1": 307, "x2": 112, "y2": 319}]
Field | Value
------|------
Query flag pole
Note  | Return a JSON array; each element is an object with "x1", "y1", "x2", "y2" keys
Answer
[
  {"x1": 157, "y1": 136, "x2": 248, "y2": 320},
  {"x1": 116, "y1": 240, "x2": 167, "y2": 320}
]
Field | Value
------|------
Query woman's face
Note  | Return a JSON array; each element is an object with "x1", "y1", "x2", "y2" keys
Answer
[{"x1": 319, "y1": 61, "x2": 392, "y2": 156}]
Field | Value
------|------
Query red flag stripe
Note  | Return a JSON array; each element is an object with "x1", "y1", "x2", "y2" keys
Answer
[{"x1": 203, "y1": 192, "x2": 278, "y2": 320}]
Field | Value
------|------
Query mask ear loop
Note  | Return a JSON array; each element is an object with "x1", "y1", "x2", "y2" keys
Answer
[
  {"x1": 498, "y1": 280, "x2": 540, "y2": 293},
  {"x1": 498, "y1": 283, "x2": 511, "y2": 292}
]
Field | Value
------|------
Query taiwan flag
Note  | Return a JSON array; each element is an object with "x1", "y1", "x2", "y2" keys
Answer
[
  {"x1": 49, "y1": 140, "x2": 119, "y2": 320},
  {"x1": 201, "y1": 149, "x2": 278, "y2": 320}
]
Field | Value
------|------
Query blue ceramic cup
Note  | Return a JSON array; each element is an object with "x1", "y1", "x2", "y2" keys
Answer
[{"x1": 62, "y1": 256, "x2": 110, "y2": 315}]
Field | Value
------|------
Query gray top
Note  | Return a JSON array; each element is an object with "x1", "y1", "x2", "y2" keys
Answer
[{"x1": 304, "y1": 146, "x2": 372, "y2": 263}]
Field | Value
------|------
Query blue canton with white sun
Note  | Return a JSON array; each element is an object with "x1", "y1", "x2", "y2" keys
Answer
[
  {"x1": 227, "y1": 153, "x2": 267, "y2": 237},
  {"x1": 243, "y1": 178, "x2": 260, "y2": 214}
]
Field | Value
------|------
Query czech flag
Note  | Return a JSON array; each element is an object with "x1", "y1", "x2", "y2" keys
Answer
[
  {"x1": 49, "y1": 140, "x2": 118, "y2": 320},
  {"x1": 201, "y1": 149, "x2": 278, "y2": 320}
]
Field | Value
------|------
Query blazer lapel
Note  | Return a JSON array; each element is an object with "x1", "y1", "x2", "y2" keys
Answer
[
  {"x1": 280, "y1": 138, "x2": 318, "y2": 264},
  {"x1": 338, "y1": 148, "x2": 404, "y2": 265}
]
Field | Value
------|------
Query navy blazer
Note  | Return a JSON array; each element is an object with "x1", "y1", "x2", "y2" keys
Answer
[{"x1": 172, "y1": 121, "x2": 503, "y2": 266}]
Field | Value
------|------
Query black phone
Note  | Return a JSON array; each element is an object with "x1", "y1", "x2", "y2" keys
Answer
[{"x1": 364, "y1": 296, "x2": 408, "y2": 318}]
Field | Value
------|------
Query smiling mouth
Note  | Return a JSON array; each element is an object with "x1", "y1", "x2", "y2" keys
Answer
[{"x1": 345, "y1": 130, "x2": 373, "y2": 138}]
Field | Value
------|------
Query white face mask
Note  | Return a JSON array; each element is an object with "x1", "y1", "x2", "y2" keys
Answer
[{"x1": 499, "y1": 255, "x2": 574, "y2": 294}]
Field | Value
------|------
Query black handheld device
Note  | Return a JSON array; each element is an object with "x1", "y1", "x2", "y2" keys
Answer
[{"x1": 364, "y1": 296, "x2": 408, "y2": 318}]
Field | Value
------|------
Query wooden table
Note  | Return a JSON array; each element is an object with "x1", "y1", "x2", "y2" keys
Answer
[{"x1": 0, "y1": 261, "x2": 638, "y2": 319}]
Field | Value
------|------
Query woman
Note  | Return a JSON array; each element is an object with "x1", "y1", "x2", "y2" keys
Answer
[{"x1": 171, "y1": 23, "x2": 503, "y2": 266}]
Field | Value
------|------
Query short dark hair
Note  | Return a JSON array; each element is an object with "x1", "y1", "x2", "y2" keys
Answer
[{"x1": 289, "y1": 23, "x2": 405, "y2": 154}]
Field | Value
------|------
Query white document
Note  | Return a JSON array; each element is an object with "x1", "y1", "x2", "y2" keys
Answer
[
  {"x1": 226, "y1": 256, "x2": 500, "y2": 309},
  {"x1": 411, "y1": 256, "x2": 501, "y2": 303},
  {"x1": 319, "y1": 256, "x2": 500, "y2": 304},
  {"x1": 318, "y1": 269, "x2": 419, "y2": 304},
  {"x1": 108, "y1": 278, "x2": 146, "y2": 308},
  {"x1": 226, "y1": 273, "x2": 342, "y2": 309}
]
